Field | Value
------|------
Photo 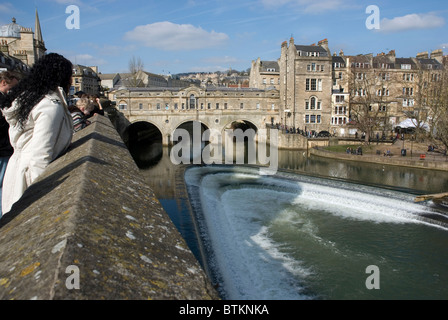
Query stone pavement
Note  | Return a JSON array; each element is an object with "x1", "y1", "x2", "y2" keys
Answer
[
  {"x1": 362, "y1": 139, "x2": 447, "y2": 162},
  {"x1": 311, "y1": 139, "x2": 448, "y2": 171}
]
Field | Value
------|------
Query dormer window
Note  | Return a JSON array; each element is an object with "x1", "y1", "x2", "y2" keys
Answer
[{"x1": 306, "y1": 51, "x2": 320, "y2": 57}]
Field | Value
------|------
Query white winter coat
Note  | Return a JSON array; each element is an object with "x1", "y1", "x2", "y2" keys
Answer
[{"x1": 1, "y1": 87, "x2": 73, "y2": 215}]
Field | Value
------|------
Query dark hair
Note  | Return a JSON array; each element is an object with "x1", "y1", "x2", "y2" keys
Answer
[
  {"x1": 0, "y1": 71, "x2": 18, "y2": 84},
  {"x1": 0, "y1": 53, "x2": 73, "y2": 128}
]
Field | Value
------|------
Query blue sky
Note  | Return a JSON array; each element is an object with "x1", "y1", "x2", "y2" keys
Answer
[{"x1": 1, "y1": 0, "x2": 447, "y2": 75}]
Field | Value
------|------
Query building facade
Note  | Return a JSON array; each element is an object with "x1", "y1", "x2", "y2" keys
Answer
[
  {"x1": 99, "y1": 73, "x2": 121, "y2": 92},
  {"x1": 330, "y1": 52, "x2": 350, "y2": 136},
  {"x1": 339, "y1": 48, "x2": 445, "y2": 138},
  {"x1": 72, "y1": 64, "x2": 101, "y2": 96},
  {"x1": 109, "y1": 85, "x2": 280, "y2": 145},
  {"x1": 0, "y1": 11, "x2": 46, "y2": 67},
  {"x1": 278, "y1": 38, "x2": 333, "y2": 135},
  {"x1": 111, "y1": 86, "x2": 279, "y2": 122},
  {"x1": 249, "y1": 58, "x2": 280, "y2": 91},
  {"x1": 108, "y1": 37, "x2": 445, "y2": 140},
  {"x1": 265, "y1": 38, "x2": 445, "y2": 138},
  {"x1": 0, "y1": 51, "x2": 30, "y2": 75}
]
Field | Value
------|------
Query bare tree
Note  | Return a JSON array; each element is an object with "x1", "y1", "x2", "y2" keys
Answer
[
  {"x1": 348, "y1": 56, "x2": 394, "y2": 144},
  {"x1": 128, "y1": 56, "x2": 144, "y2": 87},
  {"x1": 402, "y1": 63, "x2": 437, "y2": 142},
  {"x1": 428, "y1": 68, "x2": 448, "y2": 154}
]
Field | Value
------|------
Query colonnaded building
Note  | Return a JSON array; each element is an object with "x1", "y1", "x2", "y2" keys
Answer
[{"x1": 108, "y1": 37, "x2": 446, "y2": 144}]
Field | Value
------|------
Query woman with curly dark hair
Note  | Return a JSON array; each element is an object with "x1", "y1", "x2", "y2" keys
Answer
[{"x1": 0, "y1": 53, "x2": 74, "y2": 215}]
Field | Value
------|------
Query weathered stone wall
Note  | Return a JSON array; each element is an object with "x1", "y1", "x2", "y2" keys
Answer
[{"x1": 0, "y1": 115, "x2": 219, "y2": 300}]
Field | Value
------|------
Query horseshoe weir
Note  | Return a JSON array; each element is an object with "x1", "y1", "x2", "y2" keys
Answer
[{"x1": 0, "y1": 115, "x2": 219, "y2": 300}]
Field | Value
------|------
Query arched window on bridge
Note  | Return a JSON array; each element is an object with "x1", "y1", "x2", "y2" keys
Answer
[
  {"x1": 190, "y1": 94, "x2": 196, "y2": 110},
  {"x1": 118, "y1": 101, "x2": 127, "y2": 110}
]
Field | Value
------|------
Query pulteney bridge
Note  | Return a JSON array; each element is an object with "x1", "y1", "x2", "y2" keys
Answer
[{"x1": 110, "y1": 86, "x2": 282, "y2": 148}]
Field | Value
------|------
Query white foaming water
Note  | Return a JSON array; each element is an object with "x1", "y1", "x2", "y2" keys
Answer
[
  {"x1": 295, "y1": 182, "x2": 429, "y2": 225},
  {"x1": 184, "y1": 166, "x2": 448, "y2": 300}
]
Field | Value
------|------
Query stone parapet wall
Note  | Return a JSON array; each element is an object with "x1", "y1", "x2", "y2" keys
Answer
[{"x1": 0, "y1": 115, "x2": 219, "y2": 300}]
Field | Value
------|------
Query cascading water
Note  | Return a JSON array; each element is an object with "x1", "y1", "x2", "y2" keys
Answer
[{"x1": 184, "y1": 165, "x2": 448, "y2": 300}]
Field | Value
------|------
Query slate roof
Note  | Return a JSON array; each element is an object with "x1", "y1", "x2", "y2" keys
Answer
[
  {"x1": 295, "y1": 45, "x2": 329, "y2": 56},
  {"x1": 259, "y1": 61, "x2": 279, "y2": 72}
]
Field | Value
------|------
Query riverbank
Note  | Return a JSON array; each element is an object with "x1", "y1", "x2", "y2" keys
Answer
[{"x1": 310, "y1": 140, "x2": 448, "y2": 171}]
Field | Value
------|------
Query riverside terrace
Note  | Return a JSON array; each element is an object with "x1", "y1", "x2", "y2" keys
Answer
[
  {"x1": 0, "y1": 115, "x2": 219, "y2": 300},
  {"x1": 310, "y1": 140, "x2": 448, "y2": 171}
]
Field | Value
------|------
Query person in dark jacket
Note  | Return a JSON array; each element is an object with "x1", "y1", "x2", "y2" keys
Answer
[{"x1": 0, "y1": 71, "x2": 19, "y2": 216}]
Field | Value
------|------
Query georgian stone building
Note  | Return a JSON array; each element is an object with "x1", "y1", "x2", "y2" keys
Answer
[
  {"x1": 334, "y1": 48, "x2": 445, "y2": 138},
  {"x1": 274, "y1": 38, "x2": 446, "y2": 138},
  {"x1": 249, "y1": 58, "x2": 280, "y2": 91},
  {"x1": 72, "y1": 64, "x2": 101, "y2": 96},
  {"x1": 99, "y1": 73, "x2": 120, "y2": 92},
  {"x1": 331, "y1": 52, "x2": 350, "y2": 136},
  {"x1": 279, "y1": 38, "x2": 333, "y2": 134},
  {"x1": 0, "y1": 11, "x2": 46, "y2": 67}
]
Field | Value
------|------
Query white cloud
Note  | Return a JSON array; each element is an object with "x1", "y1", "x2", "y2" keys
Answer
[
  {"x1": 124, "y1": 21, "x2": 229, "y2": 51},
  {"x1": 69, "y1": 54, "x2": 107, "y2": 66},
  {"x1": 380, "y1": 13, "x2": 445, "y2": 33}
]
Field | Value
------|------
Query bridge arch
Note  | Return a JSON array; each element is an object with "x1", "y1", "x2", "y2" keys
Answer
[
  {"x1": 124, "y1": 121, "x2": 163, "y2": 168},
  {"x1": 223, "y1": 119, "x2": 258, "y2": 133},
  {"x1": 170, "y1": 120, "x2": 211, "y2": 145},
  {"x1": 170, "y1": 120, "x2": 211, "y2": 163},
  {"x1": 172, "y1": 119, "x2": 211, "y2": 133}
]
